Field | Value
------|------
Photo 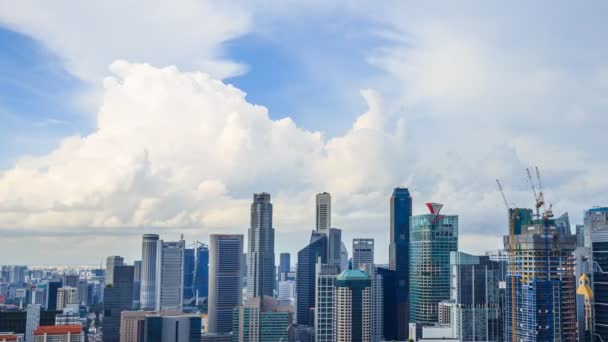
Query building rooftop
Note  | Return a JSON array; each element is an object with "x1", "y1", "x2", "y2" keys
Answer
[
  {"x1": 336, "y1": 269, "x2": 369, "y2": 281},
  {"x1": 34, "y1": 325, "x2": 82, "y2": 335}
]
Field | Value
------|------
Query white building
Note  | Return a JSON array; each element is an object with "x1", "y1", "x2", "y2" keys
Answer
[
  {"x1": 156, "y1": 238, "x2": 185, "y2": 311},
  {"x1": 314, "y1": 263, "x2": 339, "y2": 342},
  {"x1": 316, "y1": 192, "x2": 331, "y2": 234},
  {"x1": 26, "y1": 304, "x2": 41, "y2": 342},
  {"x1": 277, "y1": 280, "x2": 295, "y2": 305},
  {"x1": 352, "y1": 239, "x2": 374, "y2": 271},
  {"x1": 56, "y1": 287, "x2": 77, "y2": 311}
]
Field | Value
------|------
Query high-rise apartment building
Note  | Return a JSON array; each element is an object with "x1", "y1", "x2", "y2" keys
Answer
[
  {"x1": 105, "y1": 256, "x2": 124, "y2": 286},
  {"x1": 586, "y1": 207, "x2": 608, "y2": 341},
  {"x1": 247, "y1": 193, "x2": 275, "y2": 299},
  {"x1": 316, "y1": 192, "x2": 331, "y2": 234},
  {"x1": 55, "y1": 288, "x2": 77, "y2": 311},
  {"x1": 102, "y1": 265, "x2": 134, "y2": 342},
  {"x1": 296, "y1": 232, "x2": 327, "y2": 327},
  {"x1": 334, "y1": 270, "x2": 372, "y2": 342},
  {"x1": 352, "y1": 239, "x2": 374, "y2": 271},
  {"x1": 409, "y1": 204, "x2": 458, "y2": 324},
  {"x1": 140, "y1": 234, "x2": 159, "y2": 310},
  {"x1": 450, "y1": 252, "x2": 501, "y2": 341},
  {"x1": 155, "y1": 238, "x2": 184, "y2": 311},
  {"x1": 232, "y1": 296, "x2": 294, "y2": 342},
  {"x1": 504, "y1": 215, "x2": 577, "y2": 341},
  {"x1": 208, "y1": 234, "x2": 244, "y2": 334},
  {"x1": 388, "y1": 187, "x2": 412, "y2": 339},
  {"x1": 315, "y1": 263, "x2": 339, "y2": 342}
]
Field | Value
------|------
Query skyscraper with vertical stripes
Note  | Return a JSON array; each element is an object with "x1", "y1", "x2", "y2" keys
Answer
[
  {"x1": 140, "y1": 234, "x2": 159, "y2": 310},
  {"x1": 247, "y1": 193, "x2": 275, "y2": 299}
]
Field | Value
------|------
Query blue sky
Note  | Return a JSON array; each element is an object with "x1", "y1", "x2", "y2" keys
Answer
[{"x1": 1, "y1": 2, "x2": 608, "y2": 264}]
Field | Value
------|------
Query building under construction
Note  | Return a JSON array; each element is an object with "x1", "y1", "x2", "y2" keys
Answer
[{"x1": 503, "y1": 216, "x2": 577, "y2": 341}]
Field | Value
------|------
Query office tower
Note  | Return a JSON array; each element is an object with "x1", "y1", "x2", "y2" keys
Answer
[
  {"x1": 388, "y1": 187, "x2": 412, "y2": 339},
  {"x1": 0, "y1": 311, "x2": 26, "y2": 335},
  {"x1": 504, "y1": 214, "x2": 577, "y2": 341},
  {"x1": 232, "y1": 296, "x2": 294, "y2": 342},
  {"x1": 75, "y1": 280, "x2": 87, "y2": 306},
  {"x1": 277, "y1": 280, "x2": 295, "y2": 306},
  {"x1": 576, "y1": 225, "x2": 586, "y2": 247},
  {"x1": 26, "y1": 304, "x2": 41, "y2": 342},
  {"x1": 296, "y1": 232, "x2": 328, "y2": 326},
  {"x1": 55, "y1": 288, "x2": 77, "y2": 311},
  {"x1": 183, "y1": 248, "x2": 196, "y2": 306},
  {"x1": 5, "y1": 266, "x2": 27, "y2": 283},
  {"x1": 61, "y1": 276, "x2": 78, "y2": 289},
  {"x1": 334, "y1": 270, "x2": 372, "y2": 342},
  {"x1": 247, "y1": 193, "x2": 275, "y2": 299},
  {"x1": 370, "y1": 267, "x2": 383, "y2": 342},
  {"x1": 33, "y1": 326, "x2": 83, "y2": 342},
  {"x1": 208, "y1": 234, "x2": 244, "y2": 334},
  {"x1": 450, "y1": 252, "x2": 501, "y2": 341},
  {"x1": 328, "y1": 228, "x2": 343, "y2": 268},
  {"x1": 140, "y1": 234, "x2": 159, "y2": 310},
  {"x1": 410, "y1": 203, "x2": 458, "y2": 324},
  {"x1": 121, "y1": 312, "x2": 201, "y2": 342},
  {"x1": 102, "y1": 265, "x2": 134, "y2": 342},
  {"x1": 315, "y1": 263, "x2": 339, "y2": 342},
  {"x1": 31, "y1": 287, "x2": 46, "y2": 306},
  {"x1": 105, "y1": 256, "x2": 125, "y2": 286},
  {"x1": 194, "y1": 243, "x2": 209, "y2": 300},
  {"x1": 352, "y1": 239, "x2": 374, "y2": 271},
  {"x1": 156, "y1": 238, "x2": 185, "y2": 311},
  {"x1": 316, "y1": 192, "x2": 331, "y2": 234},
  {"x1": 132, "y1": 260, "x2": 141, "y2": 308},
  {"x1": 586, "y1": 207, "x2": 608, "y2": 340},
  {"x1": 279, "y1": 253, "x2": 291, "y2": 281}
]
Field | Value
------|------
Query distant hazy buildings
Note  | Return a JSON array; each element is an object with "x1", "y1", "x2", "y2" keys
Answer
[
  {"x1": 140, "y1": 234, "x2": 159, "y2": 311},
  {"x1": 388, "y1": 187, "x2": 412, "y2": 340},
  {"x1": 316, "y1": 192, "x2": 331, "y2": 234},
  {"x1": 207, "y1": 234, "x2": 244, "y2": 334},
  {"x1": 55, "y1": 288, "x2": 77, "y2": 311},
  {"x1": 246, "y1": 193, "x2": 275, "y2": 299},
  {"x1": 409, "y1": 203, "x2": 458, "y2": 324},
  {"x1": 105, "y1": 256, "x2": 124, "y2": 286}
]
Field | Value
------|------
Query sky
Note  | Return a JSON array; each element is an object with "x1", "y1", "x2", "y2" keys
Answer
[{"x1": 1, "y1": 1, "x2": 608, "y2": 265}]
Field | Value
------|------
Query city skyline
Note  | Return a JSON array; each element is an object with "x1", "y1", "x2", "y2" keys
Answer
[{"x1": 2, "y1": 2, "x2": 608, "y2": 264}]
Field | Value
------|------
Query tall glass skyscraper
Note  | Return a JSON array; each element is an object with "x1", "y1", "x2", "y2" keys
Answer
[
  {"x1": 279, "y1": 252, "x2": 291, "y2": 281},
  {"x1": 195, "y1": 243, "x2": 209, "y2": 299},
  {"x1": 208, "y1": 234, "x2": 244, "y2": 334},
  {"x1": 296, "y1": 232, "x2": 328, "y2": 326},
  {"x1": 388, "y1": 187, "x2": 412, "y2": 339},
  {"x1": 103, "y1": 265, "x2": 134, "y2": 342},
  {"x1": 140, "y1": 234, "x2": 159, "y2": 310},
  {"x1": 409, "y1": 206, "x2": 458, "y2": 324},
  {"x1": 155, "y1": 238, "x2": 184, "y2": 311},
  {"x1": 586, "y1": 207, "x2": 608, "y2": 341},
  {"x1": 183, "y1": 248, "x2": 196, "y2": 306},
  {"x1": 247, "y1": 193, "x2": 275, "y2": 299}
]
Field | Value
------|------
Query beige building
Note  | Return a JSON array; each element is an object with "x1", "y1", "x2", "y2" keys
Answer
[{"x1": 55, "y1": 287, "x2": 78, "y2": 311}]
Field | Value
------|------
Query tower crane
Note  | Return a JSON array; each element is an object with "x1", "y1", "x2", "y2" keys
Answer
[{"x1": 496, "y1": 179, "x2": 517, "y2": 342}]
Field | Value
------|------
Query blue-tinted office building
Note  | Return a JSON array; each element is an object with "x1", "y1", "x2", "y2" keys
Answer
[
  {"x1": 296, "y1": 232, "x2": 328, "y2": 327},
  {"x1": 388, "y1": 187, "x2": 412, "y2": 339},
  {"x1": 586, "y1": 207, "x2": 608, "y2": 341}
]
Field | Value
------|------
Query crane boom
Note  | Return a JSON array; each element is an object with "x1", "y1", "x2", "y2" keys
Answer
[{"x1": 496, "y1": 179, "x2": 509, "y2": 209}]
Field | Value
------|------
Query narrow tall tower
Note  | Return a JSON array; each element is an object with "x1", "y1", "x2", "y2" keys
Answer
[
  {"x1": 247, "y1": 193, "x2": 275, "y2": 299},
  {"x1": 388, "y1": 187, "x2": 412, "y2": 339},
  {"x1": 316, "y1": 192, "x2": 331, "y2": 234},
  {"x1": 155, "y1": 237, "x2": 185, "y2": 311},
  {"x1": 140, "y1": 234, "x2": 159, "y2": 310}
]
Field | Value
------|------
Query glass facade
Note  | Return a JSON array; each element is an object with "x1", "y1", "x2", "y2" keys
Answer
[
  {"x1": 296, "y1": 232, "x2": 327, "y2": 326},
  {"x1": 587, "y1": 207, "x2": 608, "y2": 341},
  {"x1": 409, "y1": 214, "x2": 458, "y2": 323},
  {"x1": 388, "y1": 187, "x2": 411, "y2": 340}
]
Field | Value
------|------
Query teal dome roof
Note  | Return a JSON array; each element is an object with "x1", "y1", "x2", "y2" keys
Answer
[{"x1": 336, "y1": 269, "x2": 370, "y2": 281}]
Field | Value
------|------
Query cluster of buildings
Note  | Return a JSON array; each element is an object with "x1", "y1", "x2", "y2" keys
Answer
[{"x1": 0, "y1": 188, "x2": 607, "y2": 341}]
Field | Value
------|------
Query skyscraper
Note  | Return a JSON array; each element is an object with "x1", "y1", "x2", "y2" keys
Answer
[
  {"x1": 155, "y1": 238, "x2": 185, "y2": 311},
  {"x1": 105, "y1": 256, "x2": 125, "y2": 286},
  {"x1": 409, "y1": 203, "x2": 458, "y2": 324},
  {"x1": 388, "y1": 187, "x2": 412, "y2": 339},
  {"x1": 120, "y1": 311, "x2": 201, "y2": 342},
  {"x1": 140, "y1": 234, "x2": 159, "y2": 310},
  {"x1": 316, "y1": 192, "x2": 331, "y2": 234},
  {"x1": 103, "y1": 265, "x2": 134, "y2": 342},
  {"x1": 296, "y1": 232, "x2": 328, "y2": 327},
  {"x1": 208, "y1": 234, "x2": 244, "y2": 334},
  {"x1": 450, "y1": 252, "x2": 501, "y2": 341},
  {"x1": 504, "y1": 215, "x2": 577, "y2": 341},
  {"x1": 315, "y1": 263, "x2": 339, "y2": 342},
  {"x1": 334, "y1": 270, "x2": 372, "y2": 342},
  {"x1": 586, "y1": 207, "x2": 608, "y2": 341},
  {"x1": 247, "y1": 193, "x2": 275, "y2": 299},
  {"x1": 183, "y1": 248, "x2": 196, "y2": 306},
  {"x1": 279, "y1": 253, "x2": 291, "y2": 281},
  {"x1": 132, "y1": 260, "x2": 141, "y2": 308},
  {"x1": 352, "y1": 239, "x2": 374, "y2": 271},
  {"x1": 232, "y1": 296, "x2": 294, "y2": 342},
  {"x1": 194, "y1": 243, "x2": 209, "y2": 300},
  {"x1": 55, "y1": 287, "x2": 77, "y2": 311},
  {"x1": 46, "y1": 278, "x2": 62, "y2": 311},
  {"x1": 26, "y1": 304, "x2": 41, "y2": 342}
]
